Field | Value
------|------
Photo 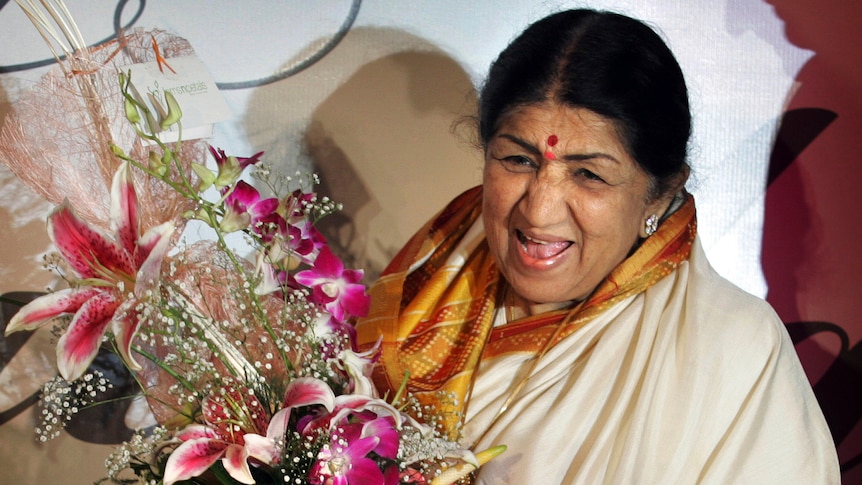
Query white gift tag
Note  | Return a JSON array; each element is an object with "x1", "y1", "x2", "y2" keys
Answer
[{"x1": 120, "y1": 55, "x2": 232, "y2": 143}]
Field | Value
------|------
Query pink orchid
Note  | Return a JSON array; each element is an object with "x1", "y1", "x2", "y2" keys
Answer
[
  {"x1": 209, "y1": 145, "x2": 263, "y2": 189},
  {"x1": 4, "y1": 162, "x2": 173, "y2": 380},
  {"x1": 254, "y1": 211, "x2": 287, "y2": 245},
  {"x1": 285, "y1": 219, "x2": 326, "y2": 265},
  {"x1": 253, "y1": 218, "x2": 324, "y2": 296},
  {"x1": 279, "y1": 189, "x2": 317, "y2": 224},
  {"x1": 219, "y1": 181, "x2": 279, "y2": 233},
  {"x1": 276, "y1": 189, "x2": 326, "y2": 265},
  {"x1": 308, "y1": 414, "x2": 400, "y2": 485},
  {"x1": 164, "y1": 377, "x2": 336, "y2": 485},
  {"x1": 252, "y1": 190, "x2": 329, "y2": 295},
  {"x1": 294, "y1": 246, "x2": 370, "y2": 322},
  {"x1": 261, "y1": 220, "x2": 325, "y2": 283},
  {"x1": 263, "y1": 217, "x2": 323, "y2": 269}
]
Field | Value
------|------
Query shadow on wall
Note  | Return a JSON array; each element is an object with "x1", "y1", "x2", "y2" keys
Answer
[
  {"x1": 308, "y1": 50, "x2": 481, "y2": 281},
  {"x1": 242, "y1": 27, "x2": 482, "y2": 283},
  {"x1": 0, "y1": 24, "x2": 483, "y2": 483},
  {"x1": 736, "y1": 0, "x2": 862, "y2": 479},
  {"x1": 0, "y1": 24, "x2": 484, "y2": 485}
]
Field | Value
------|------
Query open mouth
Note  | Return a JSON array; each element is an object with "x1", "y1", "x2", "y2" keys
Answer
[{"x1": 516, "y1": 230, "x2": 573, "y2": 259}]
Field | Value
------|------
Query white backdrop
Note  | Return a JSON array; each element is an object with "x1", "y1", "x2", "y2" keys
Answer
[
  {"x1": 0, "y1": 0, "x2": 809, "y2": 296},
  {"x1": 0, "y1": 1, "x2": 810, "y2": 482}
]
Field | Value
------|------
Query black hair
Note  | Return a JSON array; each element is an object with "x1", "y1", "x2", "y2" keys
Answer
[{"x1": 479, "y1": 9, "x2": 691, "y2": 194}]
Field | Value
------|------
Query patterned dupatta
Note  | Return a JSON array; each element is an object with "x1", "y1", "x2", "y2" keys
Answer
[{"x1": 355, "y1": 186, "x2": 696, "y2": 437}]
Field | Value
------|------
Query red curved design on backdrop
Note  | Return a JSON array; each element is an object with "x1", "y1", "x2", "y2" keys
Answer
[{"x1": 762, "y1": 0, "x2": 862, "y2": 480}]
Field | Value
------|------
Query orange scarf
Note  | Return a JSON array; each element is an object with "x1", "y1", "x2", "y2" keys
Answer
[{"x1": 356, "y1": 186, "x2": 696, "y2": 436}]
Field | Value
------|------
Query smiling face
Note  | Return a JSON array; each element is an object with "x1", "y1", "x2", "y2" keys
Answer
[{"x1": 482, "y1": 103, "x2": 672, "y2": 307}]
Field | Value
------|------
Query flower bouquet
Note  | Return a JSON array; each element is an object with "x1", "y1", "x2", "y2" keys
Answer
[{"x1": 1, "y1": 1, "x2": 503, "y2": 484}]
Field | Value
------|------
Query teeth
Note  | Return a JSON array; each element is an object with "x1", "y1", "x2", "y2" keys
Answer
[
  {"x1": 524, "y1": 234, "x2": 548, "y2": 244},
  {"x1": 516, "y1": 230, "x2": 551, "y2": 245}
]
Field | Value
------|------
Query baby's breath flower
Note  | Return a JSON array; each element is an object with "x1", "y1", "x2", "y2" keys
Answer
[{"x1": 35, "y1": 371, "x2": 113, "y2": 442}]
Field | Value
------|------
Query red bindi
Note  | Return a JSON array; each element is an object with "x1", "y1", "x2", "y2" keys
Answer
[
  {"x1": 544, "y1": 150, "x2": 557, "y2": 161},
  {"x1": 547, "y1": 134, "x2": 558, "y2": 147}
]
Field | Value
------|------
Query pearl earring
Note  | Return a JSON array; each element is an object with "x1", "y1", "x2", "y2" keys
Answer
[{"x1": 644, "y1": 214, "x2": 658, "y2": 237}]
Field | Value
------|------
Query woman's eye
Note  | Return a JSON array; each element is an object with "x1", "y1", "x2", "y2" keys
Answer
[
  {"x1": 574, "y1": 168, "x2": 606, "y2": 183},
  {"x1": 498, "y1": 155, "x2": 536, "y2": 172}
]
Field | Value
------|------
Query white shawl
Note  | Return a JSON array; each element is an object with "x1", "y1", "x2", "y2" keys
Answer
[{"x1": 462, "y1": 237, "x2": 839, "y2": 484}]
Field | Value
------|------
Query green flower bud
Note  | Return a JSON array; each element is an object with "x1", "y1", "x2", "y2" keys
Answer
[
  {"x1": 192, "y1": 162, "x2": 215, "y2": 192},
  {"x1": 124, "y1": 96, "x2": 141, "y2": 124},
  {"x1": 110, "y1": 144, "x2": 127, "y2": 157},
  {"x1": 160, "y1": 90, "x2": 183, "y2": 130}
]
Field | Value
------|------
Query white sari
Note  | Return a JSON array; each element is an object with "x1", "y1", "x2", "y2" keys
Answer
[{"x1": 462, "y1": 237, "x2": 839, "y2": 484}]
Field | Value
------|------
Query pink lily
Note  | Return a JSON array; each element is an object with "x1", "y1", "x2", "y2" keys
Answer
[
  {"x1": 297, "y1": 393, "x2": 403, "y2": 439},
  {"x1": 4, "y1": 162, "x2": 173, "y2": 380},
  {"x1": 254, "y1": 256, "x2": 286, "y2": 296},
  {"x1": 267, "y1": 377, "x2": 337, "y2": 434},
  {"x1": 163, "y1": 387, "x2": 276, "y2": 485},
  {"x1": 337, "y1": 346, "x2": 379, "y2": 396},
  {"x1": 294, "y1": 246, "x2": 370, "y2": 322},
  {"x1": 164, "y1": 377, "x2": 336, "y2": 485}
]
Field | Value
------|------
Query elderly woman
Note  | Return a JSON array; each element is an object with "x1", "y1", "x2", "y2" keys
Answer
[{"x1": 356, "y1": 9, "x2": 838, "y2": 484}]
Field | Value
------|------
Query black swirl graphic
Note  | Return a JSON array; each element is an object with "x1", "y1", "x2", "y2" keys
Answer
[
  {"x1": 212, "y1": 0, "x2": 362, "y2": 90},
  {"x1": 1, "y1": 0, "x2": 362, "y2": 90},
  {"x1": 0, "y1": 0, "x2": 146, "y2": 74}
]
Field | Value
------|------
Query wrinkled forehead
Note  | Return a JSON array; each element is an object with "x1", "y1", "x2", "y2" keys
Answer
[{"x1": 489, "y1": 103, "x2": 630, "y2": 152}]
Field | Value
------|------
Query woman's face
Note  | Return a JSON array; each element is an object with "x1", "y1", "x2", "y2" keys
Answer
[{"x1": 482, "y1": 103, "x2": 669, "y2": 306}]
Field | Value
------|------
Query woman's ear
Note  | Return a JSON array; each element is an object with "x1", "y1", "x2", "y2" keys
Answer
[
  {"x1": 640, "y1": 166, "x2": 690, "y2": 238},
  {"x1": 640, "y1": 213, "x2": 659, "y2": 238}
]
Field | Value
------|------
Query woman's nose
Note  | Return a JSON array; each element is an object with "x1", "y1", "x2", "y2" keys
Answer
[{"x1": 519, "y1": 169, "x2": 568, "y2": 227}]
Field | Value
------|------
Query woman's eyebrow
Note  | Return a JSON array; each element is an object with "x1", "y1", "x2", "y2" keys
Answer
[
  {"x1": 497, "y1": 133, "x2": 541, "y2": 155},
  {"x1": 496, "y1": 133, "x2": 621, "y2": 164},
  {"x1": 562, "y1": 152, "x2": 621, "y2": 164}
]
